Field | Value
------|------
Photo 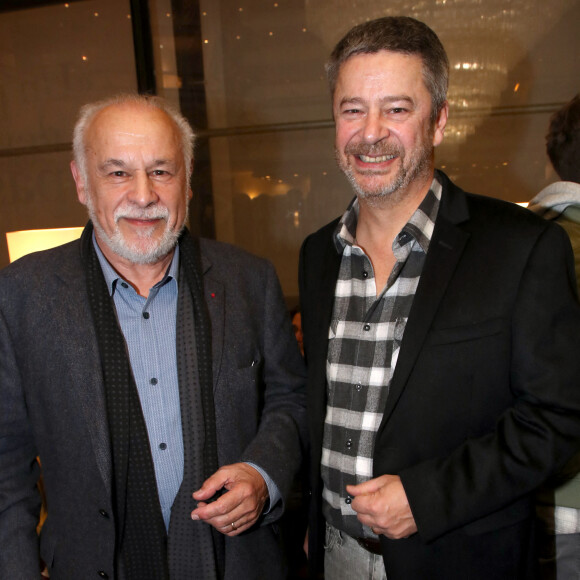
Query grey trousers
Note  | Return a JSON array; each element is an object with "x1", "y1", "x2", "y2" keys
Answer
[
  {"x1": 324, "y1": 522, "x2": 387, "y2": 580},
  {"x1": 538, "y1": 532, "x2": 580, "y2": 580}
]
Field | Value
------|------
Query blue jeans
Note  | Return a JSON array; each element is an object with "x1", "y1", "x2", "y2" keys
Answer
[{"x1": 324, "y1": 522, "x2": 387, "y2": 580}]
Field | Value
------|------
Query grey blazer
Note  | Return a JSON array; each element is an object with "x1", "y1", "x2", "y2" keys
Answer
[{"x1": 0, "y1": 234, "x2": 306, "y2": 579}]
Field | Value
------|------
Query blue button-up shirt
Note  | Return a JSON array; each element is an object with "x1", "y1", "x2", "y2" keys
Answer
[
  {"x1": 94, "y1": 238, "x2": 279, "y2": 529},
  {"x1": 95, "y1": 239, "x2": 183, "y2": 529}
]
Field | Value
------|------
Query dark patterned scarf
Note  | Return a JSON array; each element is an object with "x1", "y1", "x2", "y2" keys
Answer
[{"x1": 81, "y1": 223, "x2": 224, "y2": 579}]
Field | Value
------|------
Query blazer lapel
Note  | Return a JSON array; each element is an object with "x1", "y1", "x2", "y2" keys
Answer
[
  {"x1": 199, "y1": 251, "x2": 225, "y2": 391},
  {"x1": 379, "y1": 177, "x2": 471, "y2": 428},
  {"x1": 54, "y1": 253, "x2": 113, "y2": 495},
  {"x1": 304, "y1": 229, "x2": 342, "y2": 462}
]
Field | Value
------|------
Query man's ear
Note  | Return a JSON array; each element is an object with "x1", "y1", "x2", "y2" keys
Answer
[
  {"x1": 70, "y1": 161, "x2": 88, "y2": 205},
  {"x1": 433, "y1": 101, "x2": 449, "y2": 147}
]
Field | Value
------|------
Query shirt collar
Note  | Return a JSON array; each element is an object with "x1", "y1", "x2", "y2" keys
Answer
[
  {"x1": 334, "y1": 174, "x2": 443, "y2": 255},
  {"x1": 92, "y1": 233, "x2": 180, "y2": 296}
]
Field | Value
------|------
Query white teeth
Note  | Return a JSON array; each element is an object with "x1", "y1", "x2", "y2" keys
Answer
[{"x1": 359, "y1": 154, "x2": 395, "y2": 163}]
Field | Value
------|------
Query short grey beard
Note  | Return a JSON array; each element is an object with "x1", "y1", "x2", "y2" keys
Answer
[
  {"x1": 337, "y1": 146, "x2": 432, "y2": 207},
  {"x1": 85, "y1": 196, "x2": 187, "y2": 265},
  {"x1": 336, "y1": 126, "x2": 435, "y2": 206}
]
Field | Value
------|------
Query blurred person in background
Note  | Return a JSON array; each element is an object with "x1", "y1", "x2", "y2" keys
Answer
[{"x1": 530, "y1": 93, "x2": 580, "y2": 580}]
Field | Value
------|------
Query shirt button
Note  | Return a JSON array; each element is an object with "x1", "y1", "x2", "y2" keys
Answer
[
  {"x1": 97, "y1": 572, "x2": 109, "y2": 579},
  {"x1": 98, "y1": 509, "x2": 109, "y2": 518},
  {"x1": 362, "y1": 271, "x2": 369, "y2": 279},
  {"x1": 345, "y1": 439, "x2": 352, "y2": 449},
  {"x1": 121, "y1": 282, "x2": 128, "y2": 289},
  {"x1": 345, "y1": 497, "x2": 352, "y2": 505},
  {"x1": 143, "y1": 312, "x2": 150, "y2": 320},
  {"x1": 355, "y1": 384, "x2": 362, "y2": 392},
  {"x1": 159, "y1": 442, "x2": 167, "y2": 450},
  {"x1": 363, "y1": 324, "x2": 371, "y2": 331},
  {"x1": 150, "y1": 378, "x2": 158, "y2": 385}
]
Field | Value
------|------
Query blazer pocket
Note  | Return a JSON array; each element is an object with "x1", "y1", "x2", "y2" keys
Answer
[
  {"x1": 226, "y1": 356, "x2": 263, "y2": 393},
  {"x1": 463, "y1": 496, "x2": 531, "y2": 536},
  {"x1": 236, "y1": 355, "x2": 263, "y2": 373},
  {"x1": 428, "y1": 317, "x2": 505, "y2": 346}
]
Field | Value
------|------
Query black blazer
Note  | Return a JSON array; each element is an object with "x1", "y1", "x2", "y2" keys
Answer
[{"x1": 300, "y1": 170, "x2": 580, "y2": 579}]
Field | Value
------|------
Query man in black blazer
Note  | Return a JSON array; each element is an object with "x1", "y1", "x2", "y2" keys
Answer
[
  {"x1": 299, "y1": 16, "x2": 580, "y2": 579},
  {"x1": 0, "y1": 94, "x2": 306, "y2": 579}
]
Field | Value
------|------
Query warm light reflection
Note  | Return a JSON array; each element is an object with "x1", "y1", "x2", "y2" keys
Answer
[
  {"x1": 293, "y1": 210, "x2": 301, "y2": 228},
  {"x1": 6, "y1": 228, "x2": 84, "y2": 263},
  {"x1": 305, "y1": 0, "x2": 572, "y2": 143},
  {"x1": 233, "y1": 171, "x2": 311, "y2": 203}
]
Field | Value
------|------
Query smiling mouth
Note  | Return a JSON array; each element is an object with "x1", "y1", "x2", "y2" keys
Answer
[{"x1": 358, "y1": 154, "x2": 396, "y2": 163}]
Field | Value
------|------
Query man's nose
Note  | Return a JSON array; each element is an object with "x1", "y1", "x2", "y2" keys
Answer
[
  {"x1": 129, "y1": 172, "x2": 158, "y2": 206},
  {"x1": 362, "y1": 111, "x2": 389, "y2": 143}
]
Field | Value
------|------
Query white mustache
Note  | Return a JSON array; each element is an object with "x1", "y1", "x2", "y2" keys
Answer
[{"x1": 114, "y1": 206, "x2": 169, "y2": 223}]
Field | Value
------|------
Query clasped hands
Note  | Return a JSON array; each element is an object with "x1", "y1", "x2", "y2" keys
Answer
[
  {"x1": 191, "y1": 462, "x2": 268, "y2": 536},
  {"x1": 347, "y1": 474, "x2": 418, "y2": 539}
]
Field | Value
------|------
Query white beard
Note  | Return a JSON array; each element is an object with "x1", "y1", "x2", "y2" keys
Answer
[{"x1": 85, "y1": 195, "x2": 187, "y2": 265}]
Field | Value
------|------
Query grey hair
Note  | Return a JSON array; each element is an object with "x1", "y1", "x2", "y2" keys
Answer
[
  {"x1": 326, "y1": 16, "x2": 449, "y2": 122},
  {"x1": 72, "y1": 93, "x2": 195, "y2": 183}
]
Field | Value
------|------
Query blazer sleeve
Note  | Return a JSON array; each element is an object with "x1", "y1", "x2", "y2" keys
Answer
[
  {"x1": 0, "y1": 305, "x2": 43, "y2": 578},
  {"x1": 239, "y1": 259, "x2": 308, "y2": 522},
  {"x1": 400, "y1": 222, "x2": 580, "y2": 542}
]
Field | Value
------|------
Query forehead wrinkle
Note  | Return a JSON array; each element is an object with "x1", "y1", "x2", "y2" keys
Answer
[
  {"x1": 98, "y1": 158, "x2": 175, "y2": 170},
  {"x1": 338, "y1": 96, "x2": 365, "y2": 107},
  {"x1": 97, "y1": 158, "x2": 127, "y2": 172},
  {"x1": 338, "y1": 94, "x2": 415, "y2": 108},
  {"x1": 116, "y1": 131, "x2": 147, "y2": 138}
]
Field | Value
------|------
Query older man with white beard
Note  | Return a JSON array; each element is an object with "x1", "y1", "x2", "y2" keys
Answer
[{"x1": 0, "y1": 94, "x2": 306, "y2": 580}]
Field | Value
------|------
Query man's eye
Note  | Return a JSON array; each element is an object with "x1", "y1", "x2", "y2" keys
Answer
[
  {"x1": 111, "y1": 171, "x2": 126, "y2": 177},
  {"x1": 152, "y1": 170, "x2": 169, "y2": 176}
]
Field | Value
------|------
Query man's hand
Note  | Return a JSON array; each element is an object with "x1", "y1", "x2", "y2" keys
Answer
[
  {"x1": 346, "y1": 474, "x2": 417, "y2": 539},
  {"x1": 191, "y1": 463, "x2": 268, "y2": 536}
]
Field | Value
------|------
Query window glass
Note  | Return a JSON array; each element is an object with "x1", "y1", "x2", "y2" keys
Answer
[
  {"x1": 195, "y1": 0, "x2": 580, "y2": 298},
  {"x1": 0, "y1": 0, "x2": 137, "y2": 267}
]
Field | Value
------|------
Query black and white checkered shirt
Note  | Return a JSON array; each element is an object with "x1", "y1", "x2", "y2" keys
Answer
[{"x1": 322, "y1": 176, "x2": 442, "y2": 539}]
